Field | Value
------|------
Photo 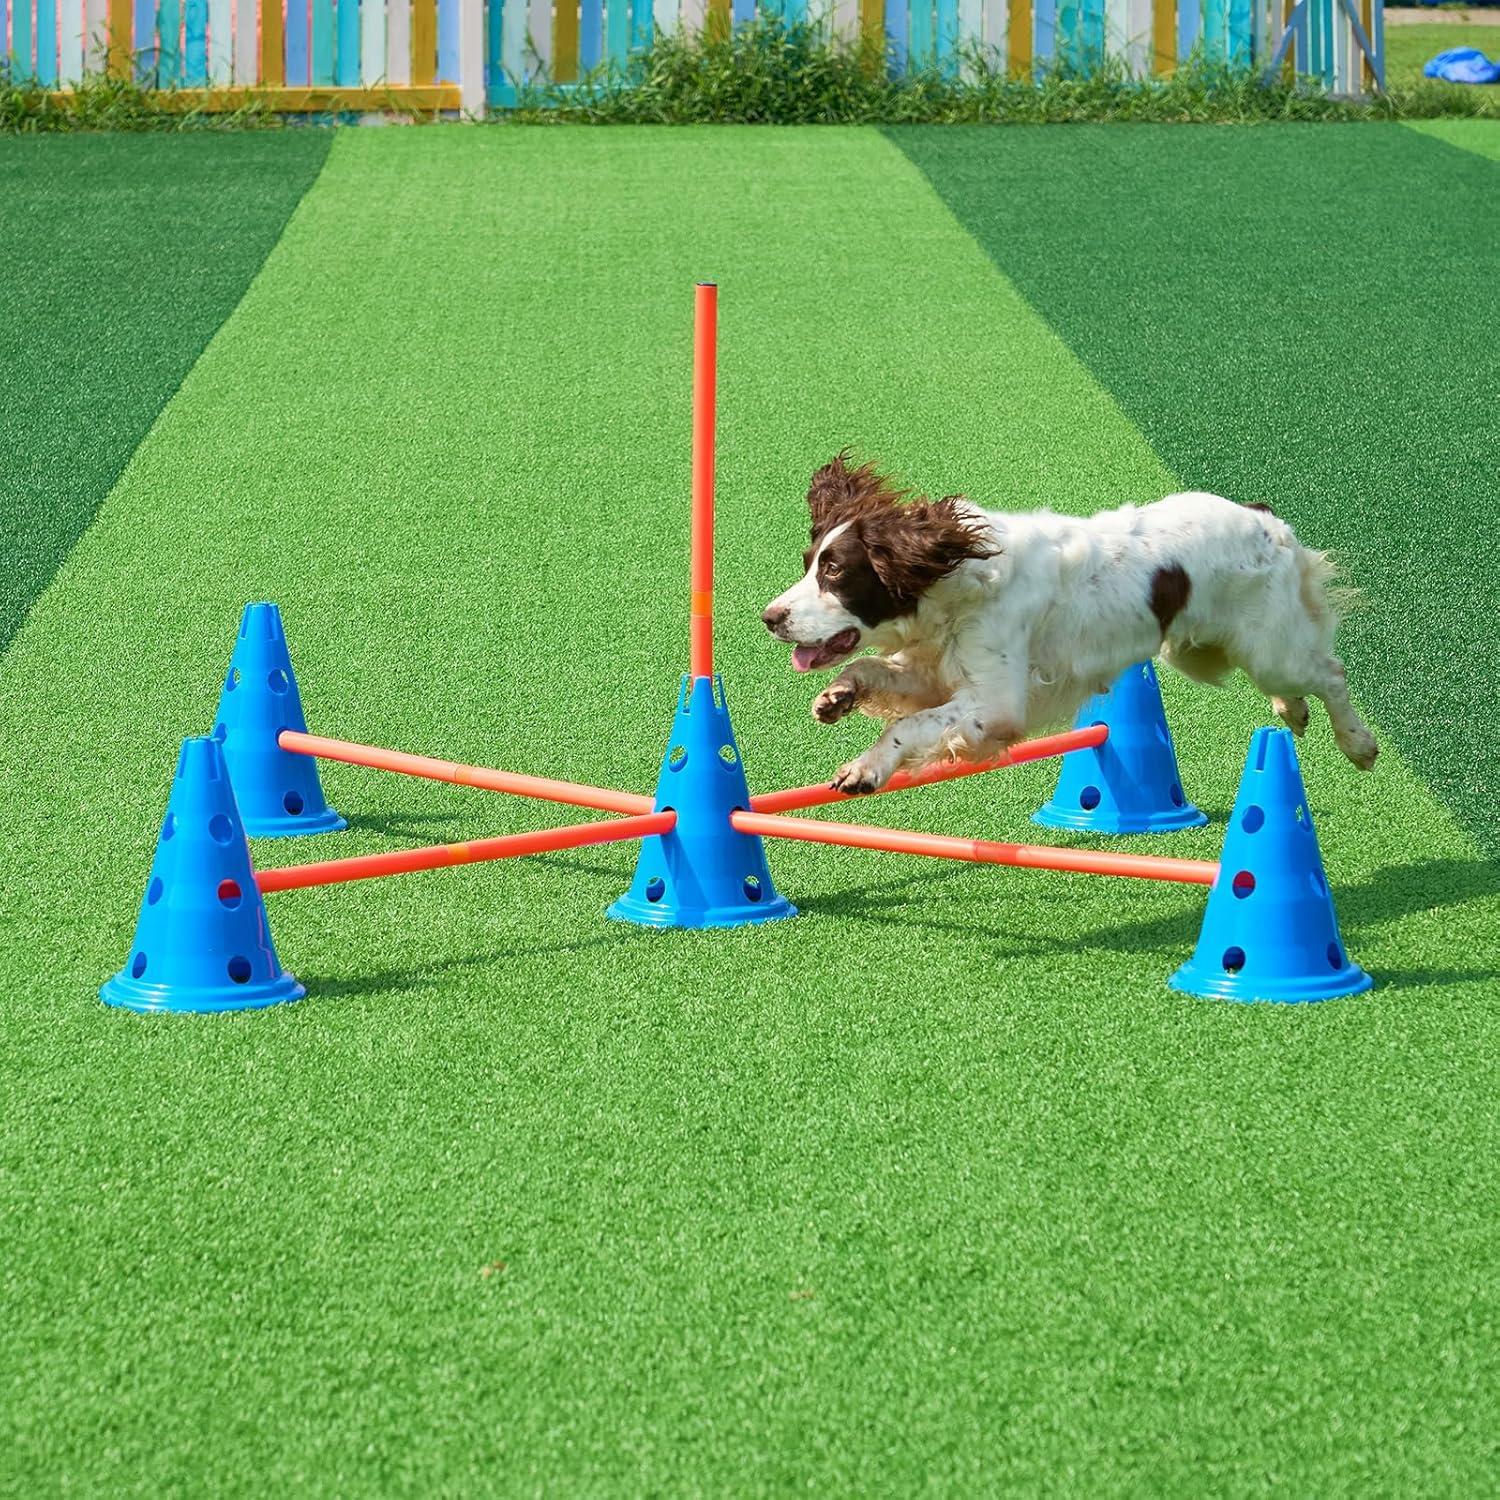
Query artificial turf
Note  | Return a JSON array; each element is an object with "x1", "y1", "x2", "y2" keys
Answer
[
  {"x1": 0, "y1": 133, "x2": 332, "y2": 659},
  {"x1": 2, "y1": 128, "x2": 1496, "y2": 1494},
  {"x1": 892, "y1": 121, "x2": 1500, "y2": 859}
]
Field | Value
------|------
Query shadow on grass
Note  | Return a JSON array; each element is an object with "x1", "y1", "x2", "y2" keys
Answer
[
  {"x1": 801, "y1": 854, "x2": 1500, "y2": 993},
  {"x1": 299, "y1": 929, "x2": 637, "y2": 1001}
]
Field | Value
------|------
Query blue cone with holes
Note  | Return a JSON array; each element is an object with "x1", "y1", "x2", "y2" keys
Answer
[
  {"x1": 609, "y1": 675, "x2": 795, "y2": 929},
  {"x1": 214, "y1": 602, "x2": 345, "y2": 838},
  {"x1": 1033, "y1": 660, "x2": 1207, "y2": 835},
  {"x1": 101, "y1": 736, "x2": 305, "y2": 1014},
  {"x1": 1170, "y1": 727, "x2": 1371, "y2": 1003}
]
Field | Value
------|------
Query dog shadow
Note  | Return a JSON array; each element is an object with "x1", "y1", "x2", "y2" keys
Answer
[{"x1": 802, "y1": 854, "x2": 1500, "y2": 993}]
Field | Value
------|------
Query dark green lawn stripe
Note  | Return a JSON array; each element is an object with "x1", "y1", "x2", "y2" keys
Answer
[
  {"x1": 0, "y1": 132, "x2": 331, "y2": 662},
  {"x1": 889, "y1": 123, "x2": 1500, "y2": 856}
]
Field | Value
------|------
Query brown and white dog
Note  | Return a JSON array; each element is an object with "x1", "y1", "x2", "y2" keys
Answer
[{"x1": 761, "y1": 454, "x2": 1377, "y2": 795}]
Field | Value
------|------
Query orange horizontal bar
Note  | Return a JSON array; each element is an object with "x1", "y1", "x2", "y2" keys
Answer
[
  {"x1": 749, "y1": 725, "x2": 1109, "y2": 815},
  {"x1": 732, "y1": 810, "x2": 1218, "y2": 886},
  {"x1": 279, "y1": 731, "x2": 653, "y2": 816},
  {"x1": 256, "y1": 811, "x2": 676, "y2": 894}
]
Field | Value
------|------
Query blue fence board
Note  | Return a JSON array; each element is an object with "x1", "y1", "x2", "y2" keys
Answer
[
  {"x1": 1034, "y1": 0, "x2": 1057, "y2": 71},
  {"x1": 438, "y1": 0, "x2": 459, "y2": 80},
  {"x1": 285, "y1": 0, "x2": 310, "y2": 83},
  {"x1": 184, "y1": 0, "x2": 208, "y2": 80},
  {"x1": 337, "y1": 0, "x2": 360, "y2": 84},
  {"x1": 1178, "y1": 0, "x2": 1200, "y2": 63},
  {"x1": 157, "y1": 0, "x2": 181, "y2": 80},
  {"x1": 580, "y1": 0, "x2": 602, "y2": 68},
  {"x1": 884, "y1": 0, "x2": 908, "y2": 72},
  {"x1": 36, "y1": 0, "x2": 58, "y2": 83}
]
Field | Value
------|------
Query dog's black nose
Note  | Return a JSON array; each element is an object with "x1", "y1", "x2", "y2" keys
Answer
[{"x1": 761, "y1": 604, "x2": 789, "y2": 633}]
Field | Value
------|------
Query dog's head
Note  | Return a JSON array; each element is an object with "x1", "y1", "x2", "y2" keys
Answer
[{"x1": 761, "y1": 452, "x2": 993, "y2": 673}]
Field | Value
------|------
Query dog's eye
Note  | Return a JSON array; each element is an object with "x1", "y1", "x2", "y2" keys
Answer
[{"x1": 822, "y1": 561, "x2": 843, "y2": 580}]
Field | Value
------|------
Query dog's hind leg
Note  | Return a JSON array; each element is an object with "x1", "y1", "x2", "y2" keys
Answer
[{"x1": 1160, "y1": 640, "x2": 1232, "y2": 686}]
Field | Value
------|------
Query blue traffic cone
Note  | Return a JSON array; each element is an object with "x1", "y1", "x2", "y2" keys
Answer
[
  {"x1": 1033, "y1": 661, "x2": 1207, "y2": 835},
  {"x1": 1169, "y1": 727, "x2": 1372, "y2": 1004},
  {"x1": 213, "y1": 602, "x2": 345, "y2": 838},
  {"x1": 609, "y1": 676, "x2": 796, "y2": 929},
  {"x1": 102, "y1": 737, "x2": 305, "y2": 1014}
]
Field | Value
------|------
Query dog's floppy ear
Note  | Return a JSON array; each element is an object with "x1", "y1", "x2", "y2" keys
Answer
[
  {"x1": 863, "y1": 499, "x2": 994, "y2": 608},
  {"x1": 807, "y1": 450, "x2": 903, "y2": 537}
]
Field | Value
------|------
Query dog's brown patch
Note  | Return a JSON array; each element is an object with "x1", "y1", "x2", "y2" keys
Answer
[
  {"x1": 1149, "y1": 563, "x2": 1191, "y2": 634},
  {"x1": 804, "y1": 453, "x2": 993, "y2": 625}
]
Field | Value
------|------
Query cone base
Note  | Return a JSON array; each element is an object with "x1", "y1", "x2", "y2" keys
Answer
[
  {"x1": 101, "y1": 970, "x2": 306, "y2": 1015},
  {"x1": 1032, "y1": 801, "x2": 1209, "y2": 835},
  {"x1": 606, "y1": 892, "x2": 797, "y2": 931},
  {"x1": 1168, "y1": 960, "x2": 1373, "y2": 1005},
  {"x1": 241, "y1": 808, "x2": 347, "y2": 839}
]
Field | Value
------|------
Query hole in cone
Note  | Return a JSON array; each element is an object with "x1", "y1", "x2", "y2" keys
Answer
[
  {"x1": 743, "y1": 876, "x2": 762, "y2": 902},
  {"x1": 131, "y1": 952, "x2": 147, "y2": 979},
  {"x1": 669, "y1": 746, "x2": 687, "y2": 771},
  {"x1": 1309, "y1": 869, "x2": 1327, "y2": 897},
  {"x1": 218, "y1": 879, "x2": 242, "y2": 910},
  {"x1": 1231, "y1": 870, "x2": 1256, "y2": 899},
  {"x1": 227, "y1": 956, "x2": 252, "y2": 984},
  {"x1": 1170, "y1": 783, "x2": 1185, "y2": 807},
  {"x1": 226, "y1": 668, "x2": 241, "y2": 692},
  {"x1": 646, "y1": 877, "x2": 666, "y2": 903},
  {"x1": 1327, "y1": 943, "x2": 1343, "y2": 970},
  {"x1": 161, "y1": 814, "x2": 177, "y2": 842},
  {"x1": 1079, "y1": 785, "x2": 1101, "y2": 811},
  {"x1": 267, "y1": 669, "x2": 290, "y2": 694},
  {"x1": 209, "y1": 814, "x2": 235, "y2": 845},
  {"x1": 1222, "y1": 946, "x2": 1246, "y2": 974},
  {"x1": 1241, "y1": 806, "x2": 1265, "y2": 834},
  {"x1": 1296, "y1": 805, "x2": 1312, "y2": 832},
  {"x1": 719, "y1": 745, "x2": 738, "y2": 765},
  {"x1": 283, "y1": 790, "x2": 305, "y2": 816},
  {"x1": 147, "y1": 878, "x2": 163, "y2": 906}
]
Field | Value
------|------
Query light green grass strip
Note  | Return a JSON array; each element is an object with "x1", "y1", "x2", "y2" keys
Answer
[
  {"x1": 1, "y1": 128, "x2": 1495, "y2": 1496},
  {"x1": 1405, "y1": 117, "x2": 1500, "y2": 160}
]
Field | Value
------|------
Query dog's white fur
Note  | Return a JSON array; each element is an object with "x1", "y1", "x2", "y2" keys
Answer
[{"x1": 766, "y1": 491, "x2": 1377, "y2": 794}]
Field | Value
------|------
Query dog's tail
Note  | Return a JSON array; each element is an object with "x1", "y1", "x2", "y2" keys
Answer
[{"x1": 1296, "y1": 542, "x2": 1360, "y2": 631}]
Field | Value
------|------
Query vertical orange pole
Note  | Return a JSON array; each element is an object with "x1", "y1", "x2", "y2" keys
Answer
[{"x1": 690, "y1": 282, "x2": 717, "y2": 681}]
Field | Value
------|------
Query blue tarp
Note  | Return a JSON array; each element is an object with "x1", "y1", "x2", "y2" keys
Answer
[{"x1": 1424, "y1": 47, "x2": 1500, "y2": 84}]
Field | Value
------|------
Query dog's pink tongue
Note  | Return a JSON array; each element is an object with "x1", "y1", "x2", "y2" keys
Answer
[{"x1": 791, "y1": 645, "x2": 819, "y2": 673}]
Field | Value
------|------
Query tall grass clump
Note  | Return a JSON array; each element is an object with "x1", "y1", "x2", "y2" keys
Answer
[
  {"x1": 0, "y1": 69, "x2": 278, "y2": 131},
  {"x1": 503, "y1": 13, "x2": 1500, "y2": 124}
]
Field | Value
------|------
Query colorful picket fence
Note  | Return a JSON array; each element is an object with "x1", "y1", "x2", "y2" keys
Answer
[
  {"x1": 1, "y1": 0, "x2": 1384, "y2": 111},
  {"x1": 484, "y1": 0, "x2": 1384, "y2": 98}
]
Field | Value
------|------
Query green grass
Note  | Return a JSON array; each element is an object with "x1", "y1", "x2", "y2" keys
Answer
[
  {"x1": 2, "y1": 128, "x2": 1496, "y2": 1494},
  {"x1": 892, "y1": 121, "x2": 1500, "y2": 861},
  {"x1": 1384, "y1": 19, "x2": 1500, "y2": 84},
  {"x1": 0, "y1": 133, "x2": 331, "y2": 656}
]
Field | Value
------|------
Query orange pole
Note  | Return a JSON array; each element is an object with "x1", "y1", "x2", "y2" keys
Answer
[
  {"x1": 278, "y1": 730, "x2": 654, "y2": 816},
  {"x1": 256, "y1": 811, "x2": 676, "y2": 894},
  {"x1": 749, "y1": 725, "x2": 1110, "y2": 815},
  {"x1": 690, "y1": 282, "x2": 717, "y2": 681},
  {"x1": 731, "y1": 810, "x2": 1218, "y2": 886}
]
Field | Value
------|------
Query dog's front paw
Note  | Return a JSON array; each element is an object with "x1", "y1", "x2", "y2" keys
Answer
[
  {"x1": 831, "y1": 757, "x2": 887, "y2": 796},
  {"x1": 812, "y1": 679, "x2": 858, "y2": 725}
]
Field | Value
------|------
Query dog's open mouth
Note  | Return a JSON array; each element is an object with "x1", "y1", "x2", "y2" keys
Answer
[{"x1": 791, "y1": 629, "x2": 861, "y2": 673}]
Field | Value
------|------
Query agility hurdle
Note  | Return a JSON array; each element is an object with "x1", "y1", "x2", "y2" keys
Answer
[{"x1": 103, "y1": 282, "x2": 1372, "y2": 1015}]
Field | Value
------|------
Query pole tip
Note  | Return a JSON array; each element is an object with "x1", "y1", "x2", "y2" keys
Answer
[{"x1": 696, "y1": 280, "x2": 717, "y2": 288}]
